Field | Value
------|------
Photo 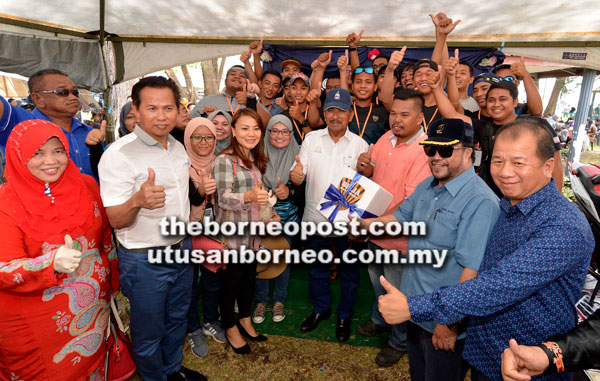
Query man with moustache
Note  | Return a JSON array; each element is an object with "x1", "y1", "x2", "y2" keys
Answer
[
  {"x1": 0, "y1": 69, "x2": 105, "y2": 180},
  {"x1": 355, "y1": 88, "x2": 432, "y2": 367},
  {"x1": 357, "y1": 117, "x2": 500, "y2": 380},
  {"x1": 290, "y1": 88, "x2": 368, "y2": 342}
]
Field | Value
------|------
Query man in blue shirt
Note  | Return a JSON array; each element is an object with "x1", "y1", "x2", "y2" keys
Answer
[
  {"x1": 359, "y1": 118, "x2": 500, "y2": 380},
  {"x1": 376, "y1": 117, "x2": 594, "y2": 380},
  {"x1": 0, "y1": 69, "x2": 104, "y2": 180}
]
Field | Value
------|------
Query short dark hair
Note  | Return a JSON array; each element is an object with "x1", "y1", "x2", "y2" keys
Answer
[
  {"x1": 393, "y1": 88, "x2": 425, "y2": 112},
  {"x1": 494, "y1": 116, "x2": 555, "y2": 161},
  {"x1": 131, "y1": 76, "x2": 181, "y2": 109},
  {"x1": 28, "y1": 68, "x2": 68, "y2": 93},
  {"x1": 375, "y1": 65, "x2": 400, "y2": 83},
  {"x1": 373, "y1": 54, "x2": 390, "y2": 62},
  {"x1": 399, "y1": 63, "x2": 414, "y2": 77},
  {"x1": 261, "y1": 70, "x2": 283, "y2": 84},
  {"x1": 458, "y1": 60, "x2": 474, "y2": 77},
  {"x1": 487, "y1": 81, "x2": 518, "y2": 101}
]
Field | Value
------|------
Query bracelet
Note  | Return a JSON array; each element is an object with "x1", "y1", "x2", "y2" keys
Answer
[
  {"x1": 349, "y1": 47, "x2": 357, "y2": 51},
  {"x1": 538, "y1": 342, "x2": 564, "y2": 374}
]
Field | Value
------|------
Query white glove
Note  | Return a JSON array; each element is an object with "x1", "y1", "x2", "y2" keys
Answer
[{"x1": 53, "y1": 234, "x2": 82, "y2": 274}]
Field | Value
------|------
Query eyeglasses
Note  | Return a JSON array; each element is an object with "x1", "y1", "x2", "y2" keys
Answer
[
  {"x1": 35, "y1": 88, "x2": 80, "y2": 97},
  {"x1": 423, "y1": 145, "x2": 469, "y2": 158},
  {"x1": 271, "y1": 129, "x2": 291, "y2": 136},
  {"x1": 191, "y1": 135, "x2": 215, "y2": 143},
  {"x1": 354, "y1": 67, "x2": 375, "y2": 74}
]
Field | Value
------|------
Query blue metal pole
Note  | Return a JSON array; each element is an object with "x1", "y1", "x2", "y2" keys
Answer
[{"x1": 567, "y1": 69, "x2": 597, "y2": 166}]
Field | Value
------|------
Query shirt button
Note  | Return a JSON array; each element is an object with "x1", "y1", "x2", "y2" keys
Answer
[
  {"x1": 427, "y1": 215, "x2": 430, "y2": 218},
  {"x1": 75, "y1": 150, "x2": 79, "y2": 153},
  {"x1": 434, "y1": 197, "x2": 438, "y2": 200}
]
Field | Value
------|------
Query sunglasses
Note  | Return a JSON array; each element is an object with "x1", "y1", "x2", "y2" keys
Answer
[
  {"x1": 191, "y1": 135, "x2": 215, "y2": 143},
  {"x1": 501, "y1": 76, "x2": 517, "y2": 82},
  {"x1": 423, "y1": 145, "x2": 469, "y2": 158},
  {"x1": 354, "y1": 67, "x2": 375, "y2": 74},
  {"x1": 35, "y1": 88, "x2": 80, "y2": 97}
]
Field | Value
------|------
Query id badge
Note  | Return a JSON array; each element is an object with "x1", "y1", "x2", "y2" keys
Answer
[
  {"x1": 474, "y1": 150, "x2": 482, "y2": 167},
  {"x1": 203, "y1": 206, "x2": 215, "y2": 224}
]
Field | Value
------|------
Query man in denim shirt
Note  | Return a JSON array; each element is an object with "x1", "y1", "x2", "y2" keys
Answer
[
  {"x1": 377, "y1": 118, "x2": 594, "y2": 381},
  {"x1": 360, "y1": 118, "x2": 500, "y2": 380}
]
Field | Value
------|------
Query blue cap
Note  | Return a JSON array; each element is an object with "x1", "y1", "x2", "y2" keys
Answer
[{"x1": 323, "y1": 88, "x2": 352, "y2": 111}]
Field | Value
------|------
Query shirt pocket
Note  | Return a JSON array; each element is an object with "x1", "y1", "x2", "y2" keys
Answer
[{"x1": 427, "y1": 210, "x2": 458, "y2": 249}]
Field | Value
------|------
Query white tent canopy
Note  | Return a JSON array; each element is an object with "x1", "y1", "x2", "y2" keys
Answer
[{"x1": 0, "y1": 0, "x2": 599, "y2": 90}]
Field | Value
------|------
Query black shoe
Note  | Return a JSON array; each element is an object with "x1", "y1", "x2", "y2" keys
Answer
[
  {"x1": 300, "y1": 310, "x2": 331, "y2": 333},
  {"x1": 236, "y1": 321, "x2": 267, "y2": 342},
  {"x1": 356, "y1": 319, "x2": 390, "y2": 337},
  {"x1": 375, "y1": 344, "x2": 406, "y2": 367},
  {"x1": 228, "y1": 339, "x2": 251, "y2": 354},
  {"x1": 336, "y1": 318, "x2": 351, "y2": 342},
  {"x1": 167, "y1": 366, "x2": 208, "y2": 381}
]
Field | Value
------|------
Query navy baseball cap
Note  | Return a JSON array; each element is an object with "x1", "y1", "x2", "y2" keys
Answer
[
  {"x1": 420, "y1": 118, "x2": 474, "y2": 146},
  {"x1": 323, "y1": 88, "x2": 352, "y2": 111}
]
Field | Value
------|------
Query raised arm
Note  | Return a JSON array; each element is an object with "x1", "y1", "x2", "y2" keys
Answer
[
  {"x1": 336, "y1": 50, "x2": 350, "y2": 91},
  {"x1": 512, "y1": 56, "x2": 543, "y2": 116},
  {"x1": 444, "y1": 49, "x2": 464, "y2": 112},
  {"x1": 240, "y1": 50, "x2": 259, "y2": 85},
  {"x1": 380, "y1": 47, "x2": 407, "y2": 111},
  {"x1": 428, "y1": 71, "x2": 472, "y2": 124},
  {"x1": 249, "y1": 40, "x2": 264, "y2": 81},
  {"x1": 346, "y1": 30, "x2": 364, "y2": 71}
]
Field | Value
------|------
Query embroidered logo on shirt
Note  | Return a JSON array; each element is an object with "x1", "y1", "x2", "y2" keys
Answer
[
  {"x1": 315, "y1": 146, "x2": 323, "y2": 153},
  {"x1": 372, "y1": 115, "x2": 379, "y2": 122}
]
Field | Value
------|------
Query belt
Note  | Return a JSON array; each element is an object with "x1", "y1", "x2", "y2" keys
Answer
[{"x1": 121, "y1": 239, "x2": 185, "y2": 254}]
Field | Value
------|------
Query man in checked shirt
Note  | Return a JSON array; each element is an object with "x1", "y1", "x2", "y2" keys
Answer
[{"x1": 369, "y1": 117, "x2": 594, "y2": 380}]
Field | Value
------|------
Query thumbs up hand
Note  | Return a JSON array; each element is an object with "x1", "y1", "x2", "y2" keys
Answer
[
  {"x1": 377, "y1": 275, "x2": 411, "y2": 324},
  {"x1": 289, "y1": 100, "x2": 303, "y2": 122},
  {"x1": 274, "y1": 177, "x2": 290, "y2": 200},
  {"x1": 235, "y1": 80, "x2": 249, "y2": 106},
  {"x1": 200, "y1": 169, "x2": 217, "y2": 196},
  {"x1": 85, "y1": 120, "x2": 106, "y2": 145},
  {"x1": 249, "y1": 179, "x2": 269, "y2": 205},
  {"x1": 357, "y1": 144, "x2": 374, "y2": 174},
  {"x1": 337, "y1": 49, "x2": 349, "y2": 71},
  {"x1": 290, "y1": 155, "x2": 306, "y2": 185},
  {"x1": 136, "y1": 168, "x2": 166, "y2": 210},
  {"x1": 54, "y1": 234, "x2": 83, "y2": 274},
  {"x1": 510, "y1": 56, "x2": 529, "y2": 80}
]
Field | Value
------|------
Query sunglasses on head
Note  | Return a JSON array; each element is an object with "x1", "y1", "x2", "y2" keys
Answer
[
  {"x1": 423, "y1": 145, "x2": 469, "y2": 158},
  {"x1": 501, "y1": 76, "x2": 517, "y2": 82},
  {"x1": 35, "y1": 88, "x2": 80, "y2": 97},
  {"x1": 354, "y1": 67, "x2": 375, "y2": 74}
]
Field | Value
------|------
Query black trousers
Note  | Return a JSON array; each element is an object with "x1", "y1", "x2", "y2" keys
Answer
[{"x1": 220, "y1": 262, "x2": 256, "y2": 329}]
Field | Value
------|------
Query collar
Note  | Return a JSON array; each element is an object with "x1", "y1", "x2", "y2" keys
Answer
[
  {"x1": 390, "y1": 128, "x2": 425, "y2": 147},
  {"x1": 31, "y1": 108, "x2": 86, "y2": 132},
  {"x1": 323, "y1": 127, "x2": 351, "y2": 142},
  {"x1": 429, "y1": 166, "x2": 476, "y2": 197},
  {"x1": 500, "y1": 179, "x2": 556, "y2": 215},
  {"x1": 133, "y1": 125, "x2": 176, "y2": 148}
]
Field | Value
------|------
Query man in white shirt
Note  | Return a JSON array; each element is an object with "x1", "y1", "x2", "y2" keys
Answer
[
  {"x1": 98, "y1": 77, "x2": 206, "y2": 381},
  {"x1": 290, "y1": 88, "x2": 368, "y2": 341}
]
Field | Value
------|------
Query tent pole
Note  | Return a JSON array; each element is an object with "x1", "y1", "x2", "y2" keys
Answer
[{"x1": 567, "y1": 69, "x2": 597, "y2": 167}]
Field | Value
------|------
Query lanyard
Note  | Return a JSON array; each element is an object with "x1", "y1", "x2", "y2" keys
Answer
[
  {"x1": 478, "y1": 109, "x2": 481, "y2": 120},
  {"x1": 422, "y1": 107, "x2": 439, "y2": 131},
  {"x1": 225, "y1": 95, "x2": 240, "y2": 115},
  {"x1": 353, "y1": 102, "x2": 373, "y2": 138},
  {"x1": 291, "y1": 104, "x2": 309, "y2": 141}
]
